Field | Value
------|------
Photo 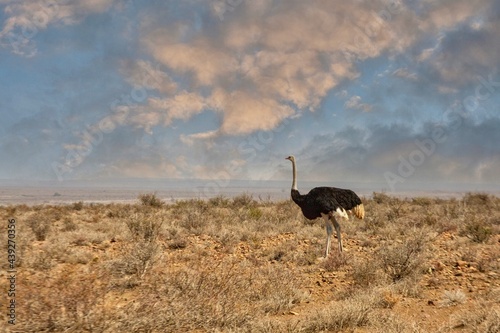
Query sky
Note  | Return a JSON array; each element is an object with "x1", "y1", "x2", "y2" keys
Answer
[{"x1": 0, "y1": 0, "x2": 499, "y2": 194}]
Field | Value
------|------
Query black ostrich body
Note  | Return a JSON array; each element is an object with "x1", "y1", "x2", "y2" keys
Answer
[
  {"x1": 291, "y1": 187, "x2": 362, "y2": 220},
  {"x1": 286, "y1": 155, "x2": 364, "y2": 256}
]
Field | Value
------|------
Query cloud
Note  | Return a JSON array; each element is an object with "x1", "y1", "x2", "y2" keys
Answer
[
  {"x1": 180, "y1": 130, "x2": 218, "y2": 146},
  {"x1": 2, "y1": 0, "x2": 499, "y2": 185},
  {"x1": 139, "y1": 0, "x2": 418, "y2": 138},
  {"x1": 209, "y1": 88, "x2": 295, "y2": 135},
  {"x1": 43, "y1": 0, "x2": 496, "y2": 145},
  {"x1": 413, "y1": 0, "x2": 500, "y2": 87},
  {"x1": 419, "y1": 0, "x2": 491, "y2": 32},
  {"x1": 151, "y1": 92, "x2": 207, "y2": 126},
  {"x1": 0, "y1": 0, "x2": 115, "y2": 56},
  {"x1": 392, "y1": 68, "x2": 418, "y2": 81},
  {"x1": 288, "y1": 117, "x2": 500, "y2": 186},
  {"x1": 120, "y1": 60, "x2": 177, "y2": 95},
  {"x1": 344, "y1": 96, "x2": 373, "y2": 112}
]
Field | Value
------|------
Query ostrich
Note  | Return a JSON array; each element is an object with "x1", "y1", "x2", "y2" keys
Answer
[{"x1": 285, "y1": 155, "x2": 365, "y2": 257}]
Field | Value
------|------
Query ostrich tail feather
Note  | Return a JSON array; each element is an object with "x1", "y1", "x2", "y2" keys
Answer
[{"x1": 353, "y1": 203, "x2": 365, "y2": 219}]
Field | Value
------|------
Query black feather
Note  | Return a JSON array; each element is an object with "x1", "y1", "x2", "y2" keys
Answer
[{"x1": 291, "y1": 187, "x2": 362, "y2": 220}]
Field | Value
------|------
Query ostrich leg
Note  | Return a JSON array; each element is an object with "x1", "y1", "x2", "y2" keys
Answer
[
  {"x1": 323, "y1": 214, "x2": 333, "y2": 257},
  {"x1": 332, "y1": 217, "x2": 343, "y2": 253}
]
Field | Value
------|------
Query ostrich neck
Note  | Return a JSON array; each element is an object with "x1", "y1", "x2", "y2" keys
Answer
[{"x1": 291, "y1": 160, "x2": 298, "y2": 191}]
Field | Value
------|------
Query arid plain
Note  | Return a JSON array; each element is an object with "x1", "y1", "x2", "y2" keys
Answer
[{"x1": 1, "y1": 191, "x2": 499, "y2": 332}]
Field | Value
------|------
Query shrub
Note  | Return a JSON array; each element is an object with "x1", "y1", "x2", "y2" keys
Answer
[
  {"x1": 350, "y1": 258, "x2": 383, "y2": 288},
  {"x1": 377, "y1": 232, "x2": 427, "y2": 282},
  {"x1": 18, "y1": 266, "x2": 108, "y2": 332},
  {"x1": 113, "y1": 258, "x2": 305, "y2": 331},
  {"x1": 167, "y1": 237, "x2": 187, "y2": 250},
  {"x1": 232, "y1": 192, "x2": 256, "y2": 207},
  {"x1": 440, "y1": 290, "x2": 467, "y2": 307},
  {"x1": 372, "y1": 192, "x2": 393, "y2": 204},
  {"x1": 448, "y1": 303, "x2": 500, "y2": 332},
  {"x1": 462, "y1": 218, "x2": 492, "y2": 243},
  {"x1": 248, "y1": 206, "x2": 263, "y2": 220},
  {"x1": 62, "y1": 219, "x2": 78, "y2": 232},
  {"x1": 138, "y1": 193, "x2": 164, "y2": 207},
  {"x1": 463, "y1": 192, "x2": 491, "y2": 206},
  {"x1": 412, "y1": 197, "x2": 433, "y2": 206},
  {"x1": 387, "y1": 201, "x2": 407, "y2": 221},
  {"x1": 27, "y1": 215, "x2": 51, "y2": 241},
  {"x1": 125, "y1": 212, "x2": 163, "y2": 241},
  {"x1": 321, "y1": 252, "x2": 350, "y2": 272},
  {"x1": 72, "y1": 201, "x2": 84, "y2": 211},
  {"x1": 208, "y1": 195, "x2": 231, "y2": 207},
  {"x1": 303, "y1": 291, "x2": 376, "y2": 332}
]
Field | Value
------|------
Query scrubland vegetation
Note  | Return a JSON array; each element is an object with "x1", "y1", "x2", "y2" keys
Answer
[{"x1": 1, "y1": 192, "x2": 499, "y2": 332}]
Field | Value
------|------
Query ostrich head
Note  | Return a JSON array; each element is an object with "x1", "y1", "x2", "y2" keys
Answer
[{"x1": 285, "y1": 155, "x2": 295, "y2": 162}]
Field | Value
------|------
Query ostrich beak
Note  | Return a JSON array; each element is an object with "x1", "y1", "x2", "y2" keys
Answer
[{"x1": 285, "y1": 156, "x2": 291, "y2": 160}]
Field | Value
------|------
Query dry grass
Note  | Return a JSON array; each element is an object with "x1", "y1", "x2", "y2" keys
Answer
[
  {"x1": 440, "y1": 289, "x2": 467, "y2": 307},
  {"x1": 1, "y1": 192, "x2": 499, "y2": 332}
]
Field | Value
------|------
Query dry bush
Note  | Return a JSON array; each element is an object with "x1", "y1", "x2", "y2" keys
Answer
[
  {"x1": 107, "y1": 241, "x2": 160, "y2": 283},
  {"x1": 302, "y1": 290, "x2": 379, "y2": 332},
  {"x1": 138, "y1": 192, "x2": 164, "y2": 207},
  {"x1": 72, "y1": 201, "x2": 84, "y2": 211},
  {"x1": 124, "y1": 211, "x2": 164, "y2": 241},
  {"x1": 62, "y1": 247, "x2": 94, "y2": 265},
  {"x1": 446, "y1": 303, "x2": 500, "y2": 332},
  {"x1": 172, "y1": 198, "x2": 209, "y2": 213},
  {"x1": 232, "y1": 192, "x2": 257, "y2": 207},
  {"x1": 27, "y1": 214, "x2": 52, "y2": 241},
  {"x1": 377, "y1": 230, "x2": 428, "y2": 282},
  {"x1": 321, "y1": 252, "x2": 350, "y2": 272},
  {"x1": 386, "y1": 200, "x2": 409, "y2": 222},
  {"x1": 29, "y1": 251, "x2": 54, "y2": 271},
  {"x1": 476, "y1": 248, "x2": 500, "y2": 273},
  {"x1": 173, "y1": 199, "x2": 212, "y2": 232},
  {"x1": 167, "y1": 237, "x2": 188, "y2": 250},
  {"x1": 266, "y1": 240, "x2": 299, "y2": 263},
  {"x1": 463, "y1": 192, "x2": 492, "y2": 207},
  {"x1": 372, "y1": 192, "x2": 394, "y2": 204},
  {"x1": 62, "y1": 218, "x2": 78, "y2": 231},
  {"x1": 17, "y1": 266, "x2": 109, "y2": 332},
  {"x1": 178, "y1": 206, "x2": 208, "y2": 232},
  {"x1": 412, "y1": 196, "x2": 434, "y2": 206},
  {"x1": 293, "y1": 247, "x2": 319, "y2": 266},
  {"x1": 461, "y1": 216, "x2": 493, "y2": 243},
  {"x1": 247, "y1": 206, "x2": 263, "y2": 220},
  {"x1": 112, "y1": 258, "x2": 305, "y2": 331},
  {"x1": 208, "y1": 194, "x2": 231, "y2": 207},
  {"x1": 440, "y1": 289, "x2": 467, "y2": 307},
  {"x1": 371, "y1": 313, "x2": 423, "y2": 333},
  {"x1": 443, "y1": 198, "x2": 463, "y2": 219},
  {"x1": 108, "y1": 211, "x2": 165, "y2": 283},
  {"x1": 350, "y1": 257, "x2": 384, "y2": 288},
  {"x1": 105, "y1": 203, "x2": 134, "y2": 219}
]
